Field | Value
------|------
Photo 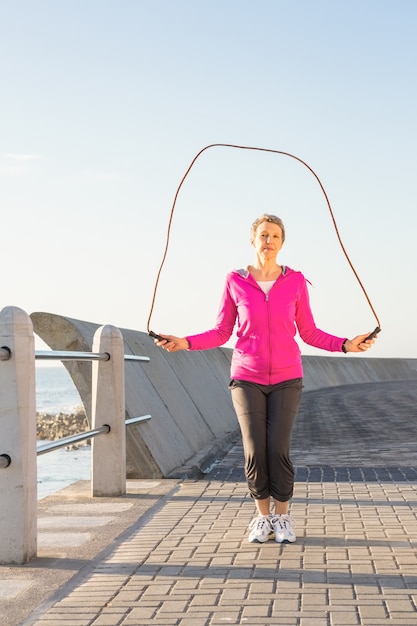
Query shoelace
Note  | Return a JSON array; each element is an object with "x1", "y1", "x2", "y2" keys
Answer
[
  {"x1": 276, "y1": 516, "x2": 289, "y2": 531},
  {"x1": 270, "y1": 514, "x2": 295, "y2": 530},
  {"x1": 248, "y1": 515, "x2": 272, "y2": 532}
]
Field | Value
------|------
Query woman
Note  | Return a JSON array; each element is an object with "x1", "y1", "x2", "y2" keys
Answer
[{"x1": 154, "y1": 214, "x2": 376, "y2": 544}]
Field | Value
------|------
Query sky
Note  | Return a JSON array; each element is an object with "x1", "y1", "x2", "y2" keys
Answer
[{"x1": 1, "y1": 1, "x2": 416, "y2": 360}]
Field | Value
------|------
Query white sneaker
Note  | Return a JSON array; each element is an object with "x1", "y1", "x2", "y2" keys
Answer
[
  {"x1": 270, "y1": 514, "x2": 296, "y2": 543},
  {"x1": 248, "y1": 515, "x2": 273, "y2": 543}
]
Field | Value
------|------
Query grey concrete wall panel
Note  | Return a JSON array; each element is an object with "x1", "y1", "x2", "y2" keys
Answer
[
  {"x1": 31, "y1": 312, "x2": 417, "y2": 479},
  {"x1": 31, "y1": 312, "x2": 238, "y2": 479},
  {"x1": 302, "y1": 354, "x2": 417, "y2": 391}
]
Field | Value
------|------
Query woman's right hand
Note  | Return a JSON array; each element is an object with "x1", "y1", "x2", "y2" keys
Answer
[{"x1": 154, "y1": 334, "x2": 190, "y2": 352}]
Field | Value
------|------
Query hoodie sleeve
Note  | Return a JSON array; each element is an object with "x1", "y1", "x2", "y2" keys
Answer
[
  {"x1": 296, "y1": 278, "x2": 347, "y2": 352},
  {"x1": 186, "y1": 274, "x2": 237, "y2": 350}
]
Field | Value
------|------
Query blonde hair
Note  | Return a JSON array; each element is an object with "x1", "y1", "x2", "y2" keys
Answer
[{"x1": 251, "y1": 214, "x2": 285, "y2": 243}]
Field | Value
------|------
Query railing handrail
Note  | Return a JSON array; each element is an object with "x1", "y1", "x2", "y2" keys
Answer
[
  {"x1": 36, "y1": 424, "x2": 111, "y2": 455},
  {"x1": 35, "y1": 350, "x2": 150, "y2": 362},
  {"x1": 123, "y1": 354, "x2": 150, "y2": 362},
  {"x1": 35, "y1": 350, "x2": 111, "y2": 362},
  {"x1": 35, "y1": 414, "x2": 152, "y2": 457},
  {"x1": 2, "y1": 348, "x2": 151, "y2": 363},
  {"x1": 125, "y1": 414, "x2": 152, "y2": 426}
]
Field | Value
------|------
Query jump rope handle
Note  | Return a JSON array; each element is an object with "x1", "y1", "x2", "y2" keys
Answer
[
  {"x1": 148, "y1": 330, "x2": 166, "y2": 342},
  {"x1": 364, "y1": 327, "x2": 381, "y2": 342}
]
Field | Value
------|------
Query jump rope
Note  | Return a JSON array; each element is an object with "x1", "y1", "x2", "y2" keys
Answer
[{"x1": 147, "y1": 143, "x2": 381, "y2": 344}]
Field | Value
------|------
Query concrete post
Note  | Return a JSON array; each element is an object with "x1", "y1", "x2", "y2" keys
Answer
[
  {"x1": 91, "y1": 325, "x2": 126, "y2": 496},
  {"x1": 0, "y1": 306, "x2": 37, "y2": 564}
]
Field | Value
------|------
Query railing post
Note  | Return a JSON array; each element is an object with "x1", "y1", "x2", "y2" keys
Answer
[
  {"x1": 0, "y1": 306, "x2": 37, "y2": 564},
  {"x1": 91, "y1": 325, "x2": 126, "y2": 496}
]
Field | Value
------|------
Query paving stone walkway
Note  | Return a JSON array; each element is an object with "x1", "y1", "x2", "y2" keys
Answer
[{"x1": 2, "y1": 380, "x2": 417, "y2": 626}]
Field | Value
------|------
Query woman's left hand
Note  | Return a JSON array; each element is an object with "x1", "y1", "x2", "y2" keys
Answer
[{"x1": 344, "y1": 332, "x2": 378, "y2": 353}]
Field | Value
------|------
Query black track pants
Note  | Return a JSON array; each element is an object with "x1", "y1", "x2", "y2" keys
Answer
[{"x1": 230, "y1": 378, "x2": 303, "y2": 502}]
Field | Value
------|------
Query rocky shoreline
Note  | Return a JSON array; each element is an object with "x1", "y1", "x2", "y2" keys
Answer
[{"x1": 36, "y1": 407, "x2": 90, "y2": 448}]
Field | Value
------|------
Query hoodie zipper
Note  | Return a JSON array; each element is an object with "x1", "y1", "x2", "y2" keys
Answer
[
  {"x1": 265, "y1": 291, "x2": 272, "y2": 383},
  {"x1": 246, "y1": 271, "x2": 286, "y2": 385},
  {"x1": 265, "y1": 275, "x2": 285, "y2": 383}
]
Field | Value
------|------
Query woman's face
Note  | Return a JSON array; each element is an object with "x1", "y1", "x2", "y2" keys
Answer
[{"x1": 252, "y1": 221, "x2": 284, "y2": 260}]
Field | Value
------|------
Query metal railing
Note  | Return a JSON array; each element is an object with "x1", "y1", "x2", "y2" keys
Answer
[
  {"x1": 0, "y1": 307, "x2": 153, "y2": 564},
  {"x1": 32, "y1": 348, "x2": 151, "y2": 456},
  {"x1": 1, "y1": 350, "x2": 152, "y2": 462},
  {"x1": 36, "y1": 414, "x2": 151, "y2": 455},
  {"x1": 35, "y1": 350, "x2": 150, "y2": 363}
]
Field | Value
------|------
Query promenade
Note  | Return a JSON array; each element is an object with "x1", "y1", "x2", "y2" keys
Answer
[{"x1": 1, "y1": 379, "x2": 417, "y2": 626}]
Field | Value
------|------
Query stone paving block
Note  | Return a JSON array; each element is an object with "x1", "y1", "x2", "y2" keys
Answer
[
  {"x1": 350, "y1": 564, "x2": 377, "y2": 574},
  {"x1": 123, "y1": 606, "x2": 157, "y2": 620},
  {"x1": 156, "y1": 599, "x2": 189, "y2": 613},
  {"x1": 112, "y1": 591, "x2": 141, "y2": 602},
  {"x1": 190, "y1": 594, "x2": 219, "y2": 606},
  {"x1": 92, "y1": 612, "x2": 127, "y2": 626},
  {"x1": 386, "y1": 597, "x2": 417, "y2": 611},
  {"x1": 330, "y1": 608, "x2": 361, "y2": 624},
  {"x1": 248, "y1": 581, "x2": 276, "y2": 594},
  {"x1": 273, "y1": 597, "x2": 301, "y2": 612},
  {"x1": 178, "y1": 618, "x2": 211, "y2": 626},
  {"x1": 301, "y1": 571, "x2": 327, "y2": 584},
  {"x1": 242, "y1": 602, "x2": 273, "y2": 617},
  {"x1": 141, "y1": 583, "x2": 175, "y2": 597},
  {"x1": 358, "y1": 603, "x2": 389, "y2": 619},
  {"x1": 123, "y1": 616, "x2": 172, "y2": 626},
  {"x1": 210, "y1": 611, "x2": 241, "y2": 623},
  {"x1": 219, "y1": 587, "x2": 247, "y2": 601},
  {"x1": 172, "y1": 579, "x2": 200, "y2": 591},
  {"x1": 361, "y1": 621, "x2": 417, "y2": 625},
  {"x1": 302, "y1": 592, "x2": 328, "y2": 606}
]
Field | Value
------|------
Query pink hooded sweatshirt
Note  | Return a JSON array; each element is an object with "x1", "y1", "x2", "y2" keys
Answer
[{"x1": 186, "y1": 267, "x2": 347, "y2": 385}]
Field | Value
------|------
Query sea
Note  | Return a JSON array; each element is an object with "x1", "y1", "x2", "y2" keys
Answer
[{"x1": 36, "y1": 365, "x2": 91, "y2": 500}]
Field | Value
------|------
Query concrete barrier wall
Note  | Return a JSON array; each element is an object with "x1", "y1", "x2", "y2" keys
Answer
[
  {"x1": 301, "y1": 354, "x2": 417, "y2": 391},
  {"x1": 31, "y1": 312, "x2": 417, "y2": 479}
]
